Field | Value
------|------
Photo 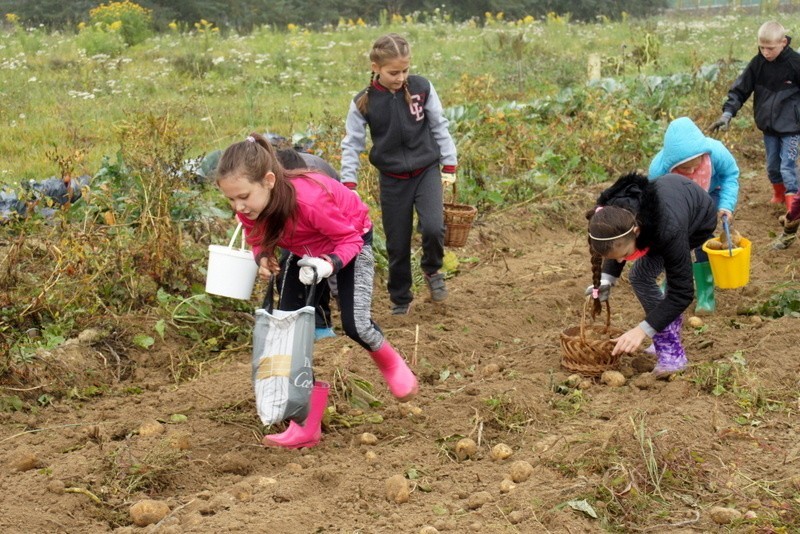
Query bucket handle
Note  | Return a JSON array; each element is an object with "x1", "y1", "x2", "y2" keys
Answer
[
  {"x1": 227, "y1": 222, "x2": 247, "y2": 251},
  {"x1": 581, "y1": 296, "x2": 611, "y2": 342},
  {"x1": 721, "y1": 213, "x2": 733, "y2": 257}
]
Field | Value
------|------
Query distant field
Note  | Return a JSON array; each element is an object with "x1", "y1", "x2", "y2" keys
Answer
[{"x1": 0, "y1": 11, "x2": 796, "y2": 185}]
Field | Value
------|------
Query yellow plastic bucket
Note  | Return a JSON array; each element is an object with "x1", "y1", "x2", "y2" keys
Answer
[{"x1": 701, "y1": 236, "x2": 751, "y2": 289}]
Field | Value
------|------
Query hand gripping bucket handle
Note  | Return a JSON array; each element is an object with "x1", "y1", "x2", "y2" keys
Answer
[
  {"x1": 722, "y1": 214, "x2": 733, "y2": 257},
  {"x1": 205, "y1": 222, "x2": 259, "y2": 300},
  {"x1": 701, "y1": 215, "x2": 751, "y2": 289}
]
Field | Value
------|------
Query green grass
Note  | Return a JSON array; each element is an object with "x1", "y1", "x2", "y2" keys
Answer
[{"x1": 0, "y1": 12, "x2": 785, "y2": 184}]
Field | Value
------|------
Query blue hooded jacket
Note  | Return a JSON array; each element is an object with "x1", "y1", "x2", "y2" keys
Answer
[{"x1": 648, "y1": 117, "x2": 739, "y2": 214}]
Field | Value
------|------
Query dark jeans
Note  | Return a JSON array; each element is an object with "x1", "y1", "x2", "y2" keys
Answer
[{"x1": 764, "y1": 133, "x2": 800, "y2": 193}]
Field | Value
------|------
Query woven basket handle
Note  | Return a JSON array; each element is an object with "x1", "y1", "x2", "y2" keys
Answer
[
  {"x1": 445, "y1": 182, "x2": 458, "y2": 204},
  {"x1": 580, "y1": 296, "x2": 611, "y2": 342}
]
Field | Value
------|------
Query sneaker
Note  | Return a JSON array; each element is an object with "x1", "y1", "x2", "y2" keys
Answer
[
  {"x1": 391, "y1": 302, "x2": 413, "y2": 315},
  {"x1": 314, "y1": 327, "x2": 336, "y2": 341},
  {"x1": 772, "y1": 232, "x2": 796, "y2": 250},
  {"x1": 425, "y1": 272, "x2": 448, "y2": 302}
]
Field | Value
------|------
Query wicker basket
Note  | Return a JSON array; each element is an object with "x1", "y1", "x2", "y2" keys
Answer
[
  {"x1": 443, "y1": 184, "x2": 477, "y2": 248},
  {"x1": 560, "y1": 298, "x2": 624, "y2": 377}
]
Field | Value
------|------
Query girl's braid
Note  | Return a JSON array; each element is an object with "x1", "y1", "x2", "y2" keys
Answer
[
  {"x1": 589, "y1": 249, "x2": 604, "y2": 319},
  {"x1": 586, "y1": 208, "x2": 604, "y2": 319},
  {"x1": 402, "y1": 81, "x2": 412, "y2": 106},
  {"x1": 356, "y1": 72, "x2": 374, "y2": 116}
]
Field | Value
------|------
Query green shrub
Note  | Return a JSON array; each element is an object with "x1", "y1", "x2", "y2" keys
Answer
[
  {"x1": 88, "y1": 0, "x2": 153, "y2": 47},
  {"x1": 76, "y1": 25, "x2": 126, "y2": 56}
]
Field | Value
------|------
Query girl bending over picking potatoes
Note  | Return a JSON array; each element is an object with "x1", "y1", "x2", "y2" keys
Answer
[{"x1": 585, "y1": 172, "x2": 716, "y2": 378}]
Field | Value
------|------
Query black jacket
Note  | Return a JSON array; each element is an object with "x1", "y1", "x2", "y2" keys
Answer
[
  {"x1": 357, "y1": 75, "x2": 440, "y2": 174},
  {"x1": 598, "y1": 173, "x2": 716, "y2": 333},
  {"x1": 723, "y1": 39, "x2": 800, "y2": 135}
]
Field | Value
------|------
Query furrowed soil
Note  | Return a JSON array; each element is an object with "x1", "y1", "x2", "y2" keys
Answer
[{"x1": 2, "y1": 162, "x2": 800, "y2": 533}]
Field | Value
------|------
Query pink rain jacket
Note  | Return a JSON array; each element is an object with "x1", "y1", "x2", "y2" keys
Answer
[{"x1": 237, "y1": 172, "x2": 372, "y2": 268}]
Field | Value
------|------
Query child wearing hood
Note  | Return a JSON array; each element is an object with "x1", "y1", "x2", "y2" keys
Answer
[{"x1": 649, "y1": 116, "x2": 740, "y2": 313}]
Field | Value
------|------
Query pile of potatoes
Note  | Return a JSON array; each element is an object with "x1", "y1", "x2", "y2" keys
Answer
[{"x1": 704, "y1": 229, "x2": 743, "y2": 250}]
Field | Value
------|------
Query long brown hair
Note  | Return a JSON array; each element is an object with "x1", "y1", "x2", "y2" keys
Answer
[
  {"x1": 356, "y1": 33, "x2": 413, "y2": 115},
  {"x1": 216, "y1": 132, "x2": 299, "y2": 260},
  {"x1": 585, "y1": 205, "x2": 637, "y2": 318}
]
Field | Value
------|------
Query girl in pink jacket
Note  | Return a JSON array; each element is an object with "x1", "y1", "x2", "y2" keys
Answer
[{"x1": 216, "y1": 133, "x2": 418, "y2": 449}]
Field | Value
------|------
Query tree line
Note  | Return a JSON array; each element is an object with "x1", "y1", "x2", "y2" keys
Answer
[{"x1": 0, "y1": 0, "x2": 668, "y2": 32}]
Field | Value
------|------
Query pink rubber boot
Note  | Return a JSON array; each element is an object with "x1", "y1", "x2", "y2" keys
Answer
[
  {"x1": 262, "y1": 381, "x2": 329, "y2": 449},
  {"x1": 369, "y1": 342, "x2": 418, "y2": 402}
]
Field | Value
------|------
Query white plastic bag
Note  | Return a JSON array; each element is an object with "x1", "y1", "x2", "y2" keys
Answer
[{"x1": 251, "y1": 272, "x2": 316, "y2": 426}]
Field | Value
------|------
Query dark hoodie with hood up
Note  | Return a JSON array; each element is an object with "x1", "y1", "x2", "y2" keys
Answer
[{"x1": 596, "y1": 173, "x2": 716, "y2": 333}]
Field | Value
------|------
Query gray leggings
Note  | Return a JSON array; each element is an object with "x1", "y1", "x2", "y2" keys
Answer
[{"x1": 279, "y1": 245, "x2": 384, "y2": 352}]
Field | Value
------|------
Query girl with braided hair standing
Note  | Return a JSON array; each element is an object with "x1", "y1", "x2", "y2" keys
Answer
[
  {"x1": 340, "y1": 33, "x2": 458, "y2": 315},
  {"x1": 584, "y1": 172, "x2": 716, "y2": 378}
]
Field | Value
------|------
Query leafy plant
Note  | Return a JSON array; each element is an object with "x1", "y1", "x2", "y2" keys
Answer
[
  {"x1": 76, "y1": 24, "x2": 126, "y2": 56},
  {"x1": 749, "y1": 289, "x2": 800, "y2": 319},
  {"x1": 88, "y1": 1, "x2": 153, "y2": 46}
]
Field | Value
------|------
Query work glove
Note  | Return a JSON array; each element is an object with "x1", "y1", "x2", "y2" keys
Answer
[
  {"x1": 441, "y1": 172, "x2": 456, "y2": 185},
  {"x1": 297, "y1": 256, "x2": 333, "y2": 285},
  {"x1": 708, "y1": 113, "x2": 732, "y2": 133},
  {"x1": 718, "y1": 209, "x2": 733, "y2": 225},
  {"x1": 584, "y1": 280, "x2": 612, "y2": 302}
]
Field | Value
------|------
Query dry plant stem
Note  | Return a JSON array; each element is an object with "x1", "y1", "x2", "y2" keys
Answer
[
  {"x1": 631, "y1": 510, "x2": 700, "y2": 532},
  {"x1": 0, "y1": 384, "x2": 48, "y2": 392},
  {"x1": 526, "y1": 509, "x2": 552, "y2": 533},
  {"x1": 19, "y1": 246, "x2": 65, "y2": 318},
  {"x1": 630, "y1": 413, "x2": 665, "y2": 498},
  {"x1": 493, "y1": 503, "x2": 521, "y2": 531},
  {"x1": 64, "y1": 487, "x2": 102, "y2": 504},
  {"x1": 412, "y1": 324, "x2": 419, "y2": 366},
  {"x1": 101, "y1": 342, "x2": 122, "y2": 382},
  {"x1": 152, "y1": 499, "x2": 195, "y2": 532},
  {"x1": 1, "y1": 422, "x2": 107, "y2": 443}
]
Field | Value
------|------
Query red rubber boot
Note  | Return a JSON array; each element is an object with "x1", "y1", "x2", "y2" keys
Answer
[
  {"x1": 785, "y1": 193, "x2": 796, "y2": 212},
  {"x1": 770, "y1": 183, "x2": 786, "y2": 204}
]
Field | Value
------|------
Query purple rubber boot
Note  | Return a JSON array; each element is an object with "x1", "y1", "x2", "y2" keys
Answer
[{"x1": 651, "y1": 316, "x2": 688, "y2": 379}]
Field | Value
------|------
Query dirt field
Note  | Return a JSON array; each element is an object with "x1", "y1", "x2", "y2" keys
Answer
[{"x1": 2, "y1": 162, "x2": 800, "y2": 533}]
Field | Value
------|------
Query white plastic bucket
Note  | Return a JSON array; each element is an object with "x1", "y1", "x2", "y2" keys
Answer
[{"x1": 205, "y1": 222, "x2": 258, "y2": 300}]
